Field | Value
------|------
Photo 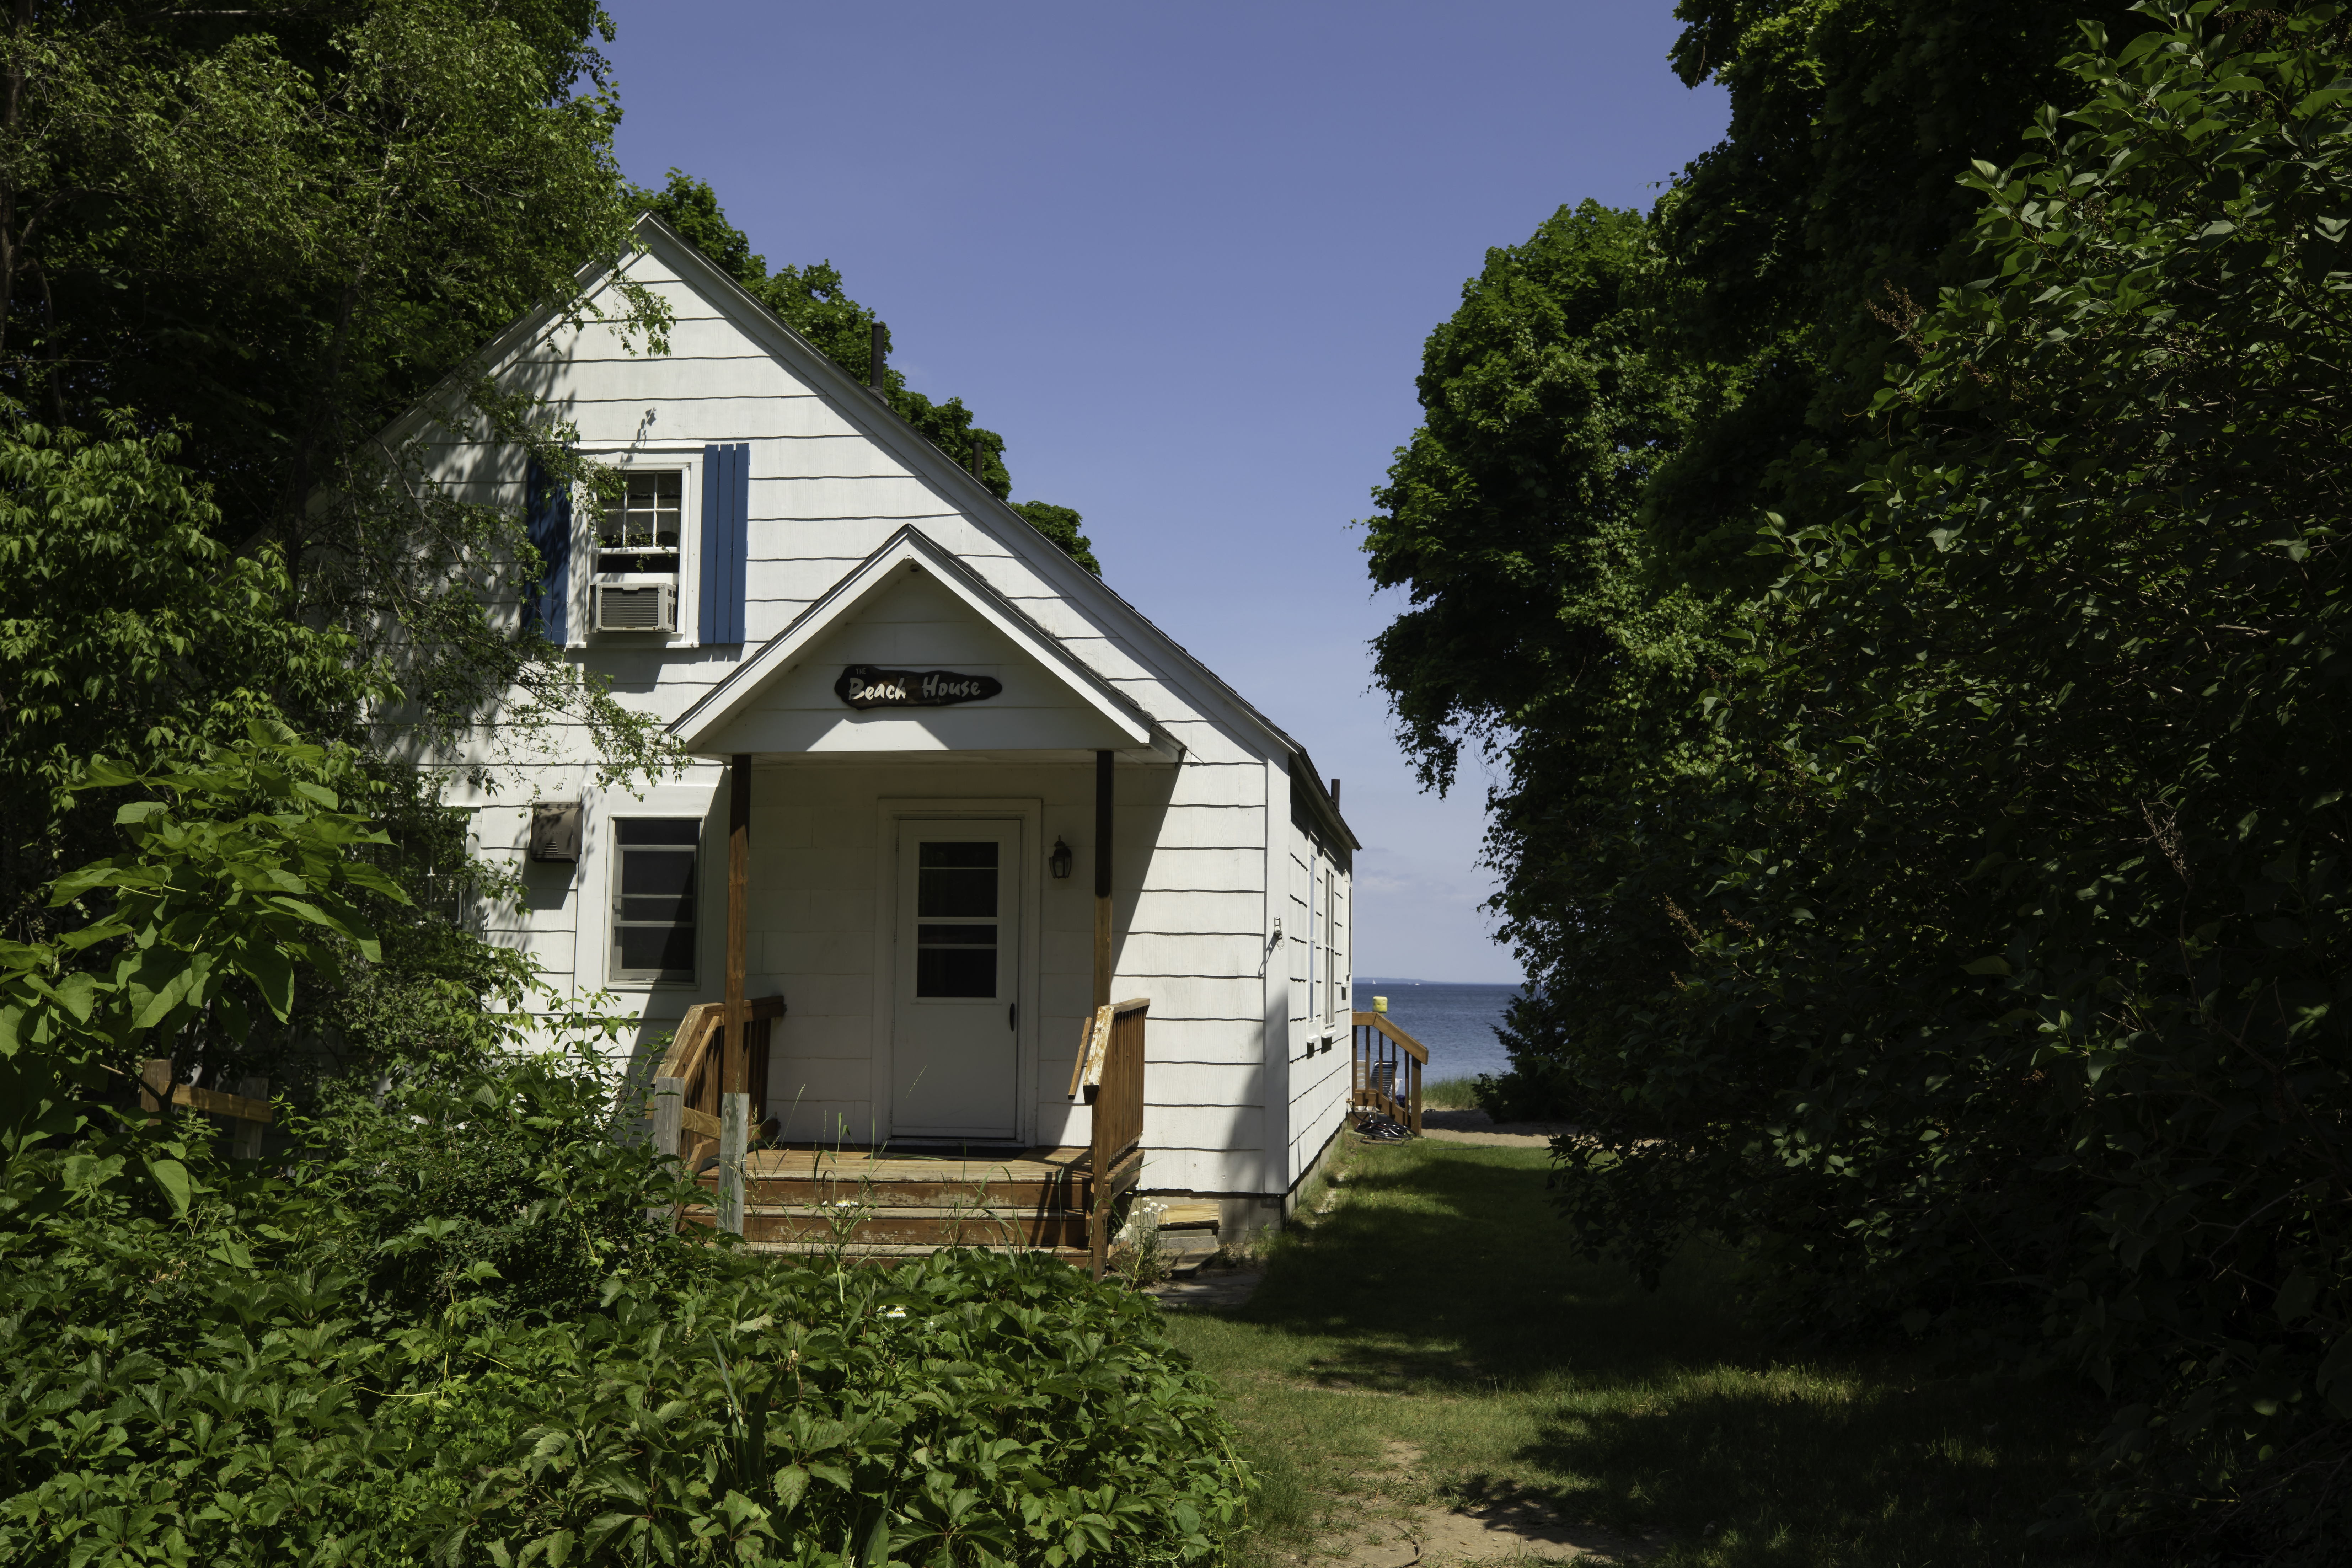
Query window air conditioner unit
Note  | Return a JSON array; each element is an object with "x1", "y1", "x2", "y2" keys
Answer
[{"x1": 591, "y1": 580, "x2": 676, "y2": 633}]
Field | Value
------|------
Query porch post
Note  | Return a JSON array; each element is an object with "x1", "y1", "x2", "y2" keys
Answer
[
  {"x1": 719, "y1": 754, "x2": 751, "y2": 1236},
  {"x1": 1093, "y1": 749, "x2": 1113, "y2": 1011}
]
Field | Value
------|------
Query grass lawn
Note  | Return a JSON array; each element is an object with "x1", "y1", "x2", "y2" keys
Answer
[{"x1": 1163, "y1": 1137, "x2": 2125, "y2": 1568}]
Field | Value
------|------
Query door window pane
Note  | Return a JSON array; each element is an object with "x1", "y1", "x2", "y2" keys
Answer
[
  {"x1": 613, "y1": 818, "x2": 698, "y2": 982},
  {"x1": 918, "y1": 841, "x2": 998, "y2": 918},
  {"x1": 917, "y1": 945, "x2": 996, "y2": 997},
  {"x1": 914, "y1": 841, "x2": 997, "y2": 996}
]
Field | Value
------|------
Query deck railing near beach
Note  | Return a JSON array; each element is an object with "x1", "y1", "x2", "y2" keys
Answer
[{"x1": 1351, "y1": 1010, "x2": 1426, "y2": 1135}]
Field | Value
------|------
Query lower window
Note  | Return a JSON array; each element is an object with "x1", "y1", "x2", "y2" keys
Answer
[{"x1": 612, "y1": 818, "x2": 699, "y2": 982}]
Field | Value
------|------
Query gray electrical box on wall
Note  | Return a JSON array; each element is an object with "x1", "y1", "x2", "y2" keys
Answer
[{"x1": 530, "y1": 802, "x2": 581, "y2": 863}]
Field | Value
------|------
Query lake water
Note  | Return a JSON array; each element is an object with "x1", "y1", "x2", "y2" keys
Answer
[{"x1": 1351, "y1": 979, "x2": 1522, "y2": 1083}]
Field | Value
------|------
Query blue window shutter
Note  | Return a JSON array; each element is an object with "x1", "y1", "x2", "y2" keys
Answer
[
  {"x1": 727, "y1": 443, "x2": 750, "y2": 642},
  {"x1": 699, "y1": 443, "x2": 751, "y2": 643},
  {"x1": 699, "y1": 447, "x2": 723, "y2": 642},
  {"x1": 526, "y1": 456, "x2": 570, "y2": 643}
]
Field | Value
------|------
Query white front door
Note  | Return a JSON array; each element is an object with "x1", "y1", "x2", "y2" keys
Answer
[{"x1": 891, "y1": 820, "x2": 1022, "y2": 1140}]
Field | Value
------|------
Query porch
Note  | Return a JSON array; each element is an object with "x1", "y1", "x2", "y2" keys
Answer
[{"x1": 648, "y1": 989, "x2": 1152, "y2": 1278}]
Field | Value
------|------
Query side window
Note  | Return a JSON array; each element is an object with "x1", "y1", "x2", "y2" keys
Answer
[
  {"x1": 1307, "y1": 852, "x2": 1319, "y2": 1025},
  {"x1": 1324, "y1": 870, "x2": 1339, "y2": 1027},
  {"x1": 612, "y1": 818, "x2": 699, "y2": 982},
  {"x1": 591, "y1": 470, "x2": 683, "y2": 632}
]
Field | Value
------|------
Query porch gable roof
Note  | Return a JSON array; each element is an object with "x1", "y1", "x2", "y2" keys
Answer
[{"x1": 668, "y1": 525, "x2": 1172, "y2": 760}]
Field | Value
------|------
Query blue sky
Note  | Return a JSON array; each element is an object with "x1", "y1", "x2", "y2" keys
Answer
[{"x1": 600, "y1": 1, "x2": 1729, "y2": 983}]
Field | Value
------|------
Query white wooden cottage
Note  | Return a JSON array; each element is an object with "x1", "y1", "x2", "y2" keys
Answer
[{"x1": 399, "y1": 214, "x2": 1381, "y2": 1241}]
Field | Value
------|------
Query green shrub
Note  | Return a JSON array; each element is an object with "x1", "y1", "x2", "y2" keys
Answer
[
  {"x1": 0, "y1": 1063, "x2": 1251, "y2": 1567},
  {"x1": 1, "y1": 736, "x2": 1252, "y2": 1565}
]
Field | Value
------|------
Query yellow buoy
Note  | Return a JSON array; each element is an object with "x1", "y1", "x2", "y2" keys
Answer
[{"x1": 1372, "y1": 995, "x2": 1388, "y2": 1013}]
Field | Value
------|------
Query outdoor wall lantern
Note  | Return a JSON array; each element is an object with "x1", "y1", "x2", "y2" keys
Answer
[{"x1": 1049, "y1": 837, "x2": 1073, "y2": 879}]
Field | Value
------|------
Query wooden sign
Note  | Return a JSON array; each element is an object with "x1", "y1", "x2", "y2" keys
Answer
[{"x1": 836, "y1": 664, "x2": 1003, "y2": 709}]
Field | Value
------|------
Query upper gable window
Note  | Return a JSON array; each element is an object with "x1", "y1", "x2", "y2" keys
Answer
[
  {"x1": 590, "y1": 470, "x2": 682, "y2": 633},
  {"x1": 599, "y1": 471, "x2": 681, "y2": 573}
]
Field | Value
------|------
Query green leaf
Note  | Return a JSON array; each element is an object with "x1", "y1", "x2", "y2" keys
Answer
[{"x1": 147, "y1": 1157, "x2": 195, "y2": 1218}]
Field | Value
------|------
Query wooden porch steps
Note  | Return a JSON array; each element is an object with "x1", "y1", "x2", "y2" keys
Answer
[
  {"x1": 1153, "y1": 1199, "x2": 1224, "y2": 1272},
  {"x1": 687, "y1": 1145, "x2": 1120, "y2": 1255},
  {"x1": 680, "y1": 1149, "x2": 1231, "y2": 1272}
]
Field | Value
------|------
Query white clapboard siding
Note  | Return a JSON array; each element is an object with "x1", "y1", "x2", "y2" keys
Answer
[
  {"x1": 774, "y1": 1012, "x2": 874, "y2": 1059},
  {"x1": 1114, "y1": 932, "x2": 1272, "y2": 978},
  {"x1": 1142, "y1": 1150, "x2": 1265, "y2": 1195},
  {"x1": 1134, "y1": 847, "x2": 1264, "y2": 893},
  {"x1": 1148, "y1": 1061, "x2": 1264, "y2": 1106},
  {"x1": 1132, "y1": 1017, "x2": 1275, "y2": 1066},
  {"x1": 509, "y1": 355, "x2": 817, "y2": 405},
  {"x1": 761, "y1": 1056, "x2": 871, "y2": 1103},
  {"x1": 1141, "y1": 1113, "x2": 1267, "y2": 1163}
]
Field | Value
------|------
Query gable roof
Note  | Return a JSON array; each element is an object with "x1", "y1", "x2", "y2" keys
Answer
[
  {"x1": 669, "y1": 524, "x2": 1179, "y2": 761},
  {"x1": 387, "y1": 213, "x2": 1356, "y2": 846}
]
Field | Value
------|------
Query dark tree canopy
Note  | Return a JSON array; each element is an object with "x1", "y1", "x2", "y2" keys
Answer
[{"x1": 1365, "y1": 0, "x2": 2352, "y2": 1547}]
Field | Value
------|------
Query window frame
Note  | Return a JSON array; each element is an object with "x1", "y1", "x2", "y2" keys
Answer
[
  {"x1": 565, "y1": 446, "x2": 707, "y2": 649},
  {"x1": 607, "y1": 814, "x2": 706, "y2": 986}
]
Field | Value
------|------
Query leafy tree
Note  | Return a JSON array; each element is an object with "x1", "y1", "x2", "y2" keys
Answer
[
  {"x1": 1373, "y1": 0, "x2": 2352, "y2": 1548},
  {"x1": 1365, "y1": 201, "x2": 1720, "y2": 1102},
  {"x1": 1368, "y1": 2, "x2": 2146, "y2": 1128},
  {"x1": 0, "y1": 1, "x2": 676, "y2": 839},
  {"x1": 1008, "y1": 500, "x2": 1100, "y2": 575},
  {"x1": 0, "y1": 422, "x2": 367, "y2": 928},
  {"x1": 1, "y1": 425, "x2": 542, "y2": 1100},
  {"x1": 643, "y1": 171, "x2": 1105, "y2": 574}
]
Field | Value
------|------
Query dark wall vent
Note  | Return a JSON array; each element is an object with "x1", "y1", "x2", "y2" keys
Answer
[{"x1": 530, "y1": 801, "x2": 582, "y2": 864}]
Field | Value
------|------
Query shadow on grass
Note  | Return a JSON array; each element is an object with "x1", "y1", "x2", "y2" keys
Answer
[
  {"x1": 1219, "y1": 1140, "x2": 2125, "y2": 1565},
  {"x1": 1236, "y1": 1141, "x2": 1748, "y2": 1392}
]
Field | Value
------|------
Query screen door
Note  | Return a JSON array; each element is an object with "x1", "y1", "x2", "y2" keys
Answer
[{"x1": 891, "y1": 820, "x2": 1022, "y2": 1139}]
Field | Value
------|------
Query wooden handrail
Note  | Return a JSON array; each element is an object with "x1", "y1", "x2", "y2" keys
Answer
[
  {"x1": 1084, "y1": 997, "x2": 1150, "y2": 1280},
  {"x1": 1068, "y1": 996, "x2": 1150, "y2": 1101},
  {"x1": 1351, "y1": 1010, "x2": 1430, "y2": 1064},
  {"x1": 1349, "y1": 1013, "x2": 1424, "y2": 1136},
  {"x1": 649, "y1": 995, "x2": 784, "y2": 1172}
]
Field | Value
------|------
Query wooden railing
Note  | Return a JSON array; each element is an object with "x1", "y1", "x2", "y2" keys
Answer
[
  {"x1": 646, "y1": 995, "x2": 785, "y2": 1170},
  {"x1": 1351, "y1": 1011, "x2": 1426, "y2": 1136},
  {"x1": 1070, "y1": 996, "x2": 1150, "y2": 1279},
  {"x1": 127, "y1": 1057, "x2": 273, "y2": 1158}
]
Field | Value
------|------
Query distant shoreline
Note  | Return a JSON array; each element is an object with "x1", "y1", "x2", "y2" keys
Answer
[{"x1": 1354, "y1": 977, "x2": 1524, "y2": 989}]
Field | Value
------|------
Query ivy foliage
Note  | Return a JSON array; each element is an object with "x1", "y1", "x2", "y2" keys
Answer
[
  {"x1": 1, "y1": 429, "x2": 539, "y2": 1101},
  {"x1": 0, "y1": 737, "x2": 1251, "y2": 1567},
  {"x1": 1369, "y1": 0, "x2": 2352, "y2": 1550},
  {"x1": 641, "y1": 172, "x2": 1102, "y2": 576},
  {"x1": 0, "y1": 0, "x2": 679, "y2": 942},
  {"x1": 0, "y1": 422, "x2": 371, "y2": 929}
]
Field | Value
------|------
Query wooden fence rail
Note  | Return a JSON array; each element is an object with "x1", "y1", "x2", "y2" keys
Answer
[
  {"x1": 130, "y1": 1058, "x2": 273, "y2": 1160},
  {"x1": 1350, "y1": 1011, "x2": 1426, "y2": 1136}
]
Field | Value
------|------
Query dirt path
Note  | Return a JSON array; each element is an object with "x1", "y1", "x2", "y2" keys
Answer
[
  {"x1": 1312, "y1": 1440, "x2": 1660, "y2": 1566},
  {"x1": 1415, "y1": 1109, "x2": 1569, "y2": 1149}
]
